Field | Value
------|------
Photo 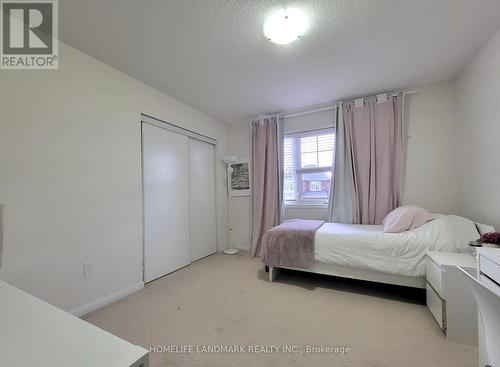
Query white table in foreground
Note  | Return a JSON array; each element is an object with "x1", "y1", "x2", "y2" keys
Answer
[
  {"x1": 0, "y1": 280, "x2": 148, "y2": 367},
  {"x1": 425, "y1": 251, "x2": 477, "y2": 345}
]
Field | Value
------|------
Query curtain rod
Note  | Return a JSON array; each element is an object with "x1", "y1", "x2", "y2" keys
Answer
[
  {"x1": 347, "y1": 90, "x2": 417, "y2": 101},
  {"x1": 277, "y1": 90, "x2": 417, "y2": 120}
]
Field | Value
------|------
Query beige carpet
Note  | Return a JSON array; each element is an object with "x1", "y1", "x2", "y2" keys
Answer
[{"x1": 85, "y1": 252, "x2": 477, "y2": 367}]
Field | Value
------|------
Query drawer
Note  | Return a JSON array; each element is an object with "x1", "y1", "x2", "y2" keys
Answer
[
  {"x1": 426, "y1": 257, "x2": 443, "y2": 298},
  {"x1": 479, "y1": 273, "x2": 500, "y2": 296},
  {"x1": 426, "y1": 282, "x2": 446, "y2": 332},
  {"x1": 479, "y1": 255, "x2": 500, "y2": 285}
]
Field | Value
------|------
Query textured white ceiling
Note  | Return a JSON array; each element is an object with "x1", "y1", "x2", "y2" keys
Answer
[{"x1": 60, "y1": 0, "x2": 500, "y2": 124}]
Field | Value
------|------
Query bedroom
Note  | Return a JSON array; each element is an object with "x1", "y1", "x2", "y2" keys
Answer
[{"x1": 1, "y1": 1, "x2": 500, "y2": 366}]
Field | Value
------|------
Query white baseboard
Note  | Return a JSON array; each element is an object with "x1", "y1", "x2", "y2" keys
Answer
[
  {"x1": 70, "y1": 281, "x2": 144, "y2": 318},
  {"x1": 234, "y1": 245, "x2": 250, "y2": 251}
]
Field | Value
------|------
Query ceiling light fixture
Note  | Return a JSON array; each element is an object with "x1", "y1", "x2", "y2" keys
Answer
[{"x1": 263, "y1": 8, "x2": 308, "y2": 45}]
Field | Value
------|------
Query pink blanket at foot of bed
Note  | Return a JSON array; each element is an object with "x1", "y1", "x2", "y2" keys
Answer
[{"x1": 263, "y1": 219, "x2": 325, "y2": 269}]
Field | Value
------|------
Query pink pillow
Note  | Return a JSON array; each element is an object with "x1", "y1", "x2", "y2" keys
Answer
[{"x1": 382, "y1": 206, "x2": 430, "y2": 233}]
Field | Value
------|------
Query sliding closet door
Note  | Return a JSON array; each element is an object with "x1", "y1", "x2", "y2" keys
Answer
[
  {"x1": 188, "y1": 138, "x2": 217, "y2": 261},
  {"x1": 143, "y1": 123, "x2": 190, "y2": 282}
]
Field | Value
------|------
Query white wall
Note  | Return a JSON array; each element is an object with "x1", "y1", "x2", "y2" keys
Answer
[
  {"x1": 228, "y1": 81, "x2": 461, "y2": 250},
  {"x1": 0, "y1": 42, "x2": 229, "y2": 313},
  {"x1": 405, "y1": 81, "x2": 461, "y2": 214},
  {"x1": 283, "y1": 108, "x2": 335, "y2": 134},
  {"x1": 284, "y1": 206, "x2": 328, "y2": 221},
  {"x1": 456, "y1": 27, "x2": 500, "y2": 230}
]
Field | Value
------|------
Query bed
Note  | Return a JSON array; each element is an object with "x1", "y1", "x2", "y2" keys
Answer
[{"x1": 267, "y1": 215, "x2": 482, "y2": 288}]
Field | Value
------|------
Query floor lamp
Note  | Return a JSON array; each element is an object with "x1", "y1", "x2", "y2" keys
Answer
[{"x1": 222, "y1": 156, "x2": 239, "y2": 255}]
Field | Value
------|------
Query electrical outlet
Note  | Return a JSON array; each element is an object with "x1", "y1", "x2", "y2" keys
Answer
[{"x1": 83, "y1": 262, "x2": 94, "y2": 278}]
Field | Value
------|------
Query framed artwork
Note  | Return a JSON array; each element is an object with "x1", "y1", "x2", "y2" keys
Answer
[{"x1": 230, "y1": 159, "x2": 250, "y2": 197}]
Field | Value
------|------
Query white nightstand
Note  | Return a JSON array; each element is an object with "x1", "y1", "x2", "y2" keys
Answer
[
  {"x1": 425, "y1": 251, "x2": 477, "y2": 345},
  {"x1": 476, "y1": 248, "x2": 500, "y2": 367}
]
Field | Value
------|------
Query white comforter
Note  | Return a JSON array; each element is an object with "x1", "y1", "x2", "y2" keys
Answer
[{"x1": 314, "y1": 215, "x2": 479, "y2": 276}]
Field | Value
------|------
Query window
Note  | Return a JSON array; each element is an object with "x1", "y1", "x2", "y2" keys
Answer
[
  {"x1": 309, "y1": 181, "x2": 321, "y2": 192},
  {"x1": 283, "y1": 128, "x2": 335, "y2": 205}
]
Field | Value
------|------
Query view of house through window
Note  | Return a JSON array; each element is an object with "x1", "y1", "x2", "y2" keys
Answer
[{"x1": 283, "y1": 128, "x2": 335, "y2": 204}]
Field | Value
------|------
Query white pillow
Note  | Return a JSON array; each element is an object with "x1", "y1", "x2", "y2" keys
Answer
[
  {"x1": 382, "y1": 206, "x2": 430, "y2": 233},
  {"x1": 475, "y1": 222, "x2": 495, "y2": 235}
]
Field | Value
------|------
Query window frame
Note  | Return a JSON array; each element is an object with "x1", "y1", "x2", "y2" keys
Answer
[
  {"x1": 309, "y1": 181, "x2": 321, "y2": 192},
  {"x1": 283, "y1": 127, "x2": 335, "y2": 207}
]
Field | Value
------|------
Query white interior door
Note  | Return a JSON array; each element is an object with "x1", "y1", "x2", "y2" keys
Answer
[
  {"x1": 188, "y1": 138, "x2": 217, "y2": 261},
  {"x1": 143, "y1": 123, "x2": 190, "y2": 282}
]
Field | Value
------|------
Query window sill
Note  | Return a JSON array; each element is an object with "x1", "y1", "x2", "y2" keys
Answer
[{"x1": 284, "y1": 203, "x2": 329, "y2": 209}]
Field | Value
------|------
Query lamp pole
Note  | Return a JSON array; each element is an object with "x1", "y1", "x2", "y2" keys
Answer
[{"x1": 223, "y1": 159, "x2": 239, "y2": 255}]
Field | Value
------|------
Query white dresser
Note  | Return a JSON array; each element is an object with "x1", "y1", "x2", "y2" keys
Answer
[
  {"x1": 425, "y1": 251, "x2": 478, "y2": 345},
  {"x1": 476, "y1": 248, "x2": 500, "y2": 367},
  {"x1": 477, "y1": 248, "x2": 500, "y2": 293},
  {"x1": 0, "y1": 280, "x2": 149, "y2": 367}
]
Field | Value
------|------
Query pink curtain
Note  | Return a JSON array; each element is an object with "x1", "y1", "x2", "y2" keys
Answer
[
  {"x1": 251, "y1": 116, "x2": 279, "y2": 258},
  {"x1": 343, "y1": 93, "x2": 405, "y2": 224}
]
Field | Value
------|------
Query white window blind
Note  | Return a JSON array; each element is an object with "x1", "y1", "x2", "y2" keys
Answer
[{"x1": 283, "y1": 128, "x2": 335, "y2": 205}]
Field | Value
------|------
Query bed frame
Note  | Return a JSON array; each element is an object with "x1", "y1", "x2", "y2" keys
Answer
[
  {"x1": 268, "y1": 262, "x2": 426, "y2": 289},
  {"x1": 266, "y1": 220, "x2": 494, "y2": 289}
]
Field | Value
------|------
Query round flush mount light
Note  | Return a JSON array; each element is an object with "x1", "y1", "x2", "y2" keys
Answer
[{"x1": 263, "y1": 8, "x2": 308, "y2": 45}]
